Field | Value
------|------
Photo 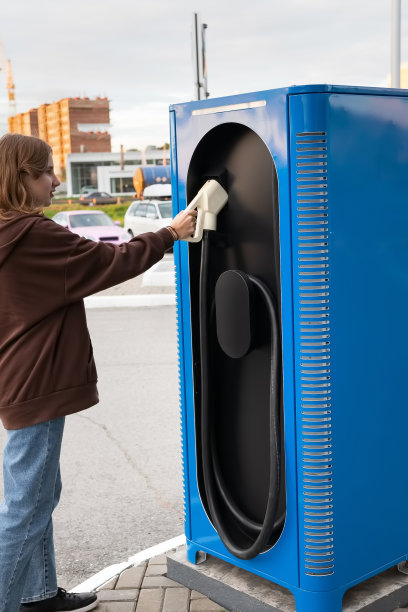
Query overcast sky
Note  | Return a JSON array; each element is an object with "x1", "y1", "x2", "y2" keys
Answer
[{"x1": 1, "y1": 0, "x2": 407, "y2": 151}]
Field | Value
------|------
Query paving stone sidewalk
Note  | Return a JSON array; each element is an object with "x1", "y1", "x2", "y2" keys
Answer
[
  {"x1": 95, "y1": 552, "x2": 227, "y2": 612},
  {"x1": 93, "y1": 551, "x2": 408, "y2": 612}
]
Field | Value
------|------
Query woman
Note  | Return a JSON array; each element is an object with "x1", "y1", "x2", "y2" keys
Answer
[{"x1": 0, "y1": 133, "x2": 196, "y2": 612}]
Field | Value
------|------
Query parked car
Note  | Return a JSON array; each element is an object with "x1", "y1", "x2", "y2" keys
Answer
[
  {"x1": 142, "y1": 183, "x2": 171, "y2": 199},
  {"x1": 79, "y1": 191, "x2": 117, "y2": 205},
  {"x1": 124, "y1": 199, "x2": 173, "y2": 237},
  {"x1": 52, "y1": 210, "x2": 130, "y2": 244},
  {"x1": 80, "y1": 185, "x2": 97, "y2": 195}
]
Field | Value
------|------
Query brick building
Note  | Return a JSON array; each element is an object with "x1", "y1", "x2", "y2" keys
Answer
[
  {"x1": 8, "y1": 97, "x2": 111, "y2": 178},
  {"x1": 8, "y1": 108, "x2": 38, "y2": 137}
]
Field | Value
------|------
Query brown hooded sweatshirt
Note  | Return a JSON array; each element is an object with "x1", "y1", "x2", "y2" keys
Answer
[{"x1": 0, "y1": 213, "x2": 174, "y2": 430}]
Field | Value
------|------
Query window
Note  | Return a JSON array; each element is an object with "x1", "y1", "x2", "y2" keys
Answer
[
  {"x1": 146, "y1": 204, "x2": 158, "y2": 219},
  {"x1": 71, "y1": 163, "x2": 98, "y2": 194},
  {"x1": 69, "y1": 213, "x2": 114, "y2": 228},
  {"x1": 134, "y1": 204, "x2": 147, "y2": 217},
  {"x1": 53, "y1": 213, "x2": 67, "y2": 226},
  {"x1": 158, "y1": 202, "x2": 172, "y2": 219},
  {"x1": 110, "y1": 177, "x2": 135, "y2": 193},
  {"x1": 127, "y1": 203, "x2": 137, "y2": 216}
]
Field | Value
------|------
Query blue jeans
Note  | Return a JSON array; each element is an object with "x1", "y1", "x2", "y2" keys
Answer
[{"x1": 0, "y1": 417, "x2": 65, "y2": 612}]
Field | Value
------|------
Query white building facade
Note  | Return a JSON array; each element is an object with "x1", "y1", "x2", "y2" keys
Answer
[{"x1": 66, "y1": 149, "x2": 170, "y2": 196}]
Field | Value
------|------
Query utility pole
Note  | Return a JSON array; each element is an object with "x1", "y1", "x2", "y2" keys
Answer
[
  {"x1": 192, "y1": 12, "x2": 209, "y2": 100},
  {"x1": 119, "y1": 144, "x2": 124, "y2": 193},
  {"x1": 201, "y1": 22, "x2": 209, "y2": 98},
  {"x1": 391, "y1": 0, "x2": 401, "y2": 87},
  {"x1": 193, "y1": 13, "x2": 201, "y2": 100}
]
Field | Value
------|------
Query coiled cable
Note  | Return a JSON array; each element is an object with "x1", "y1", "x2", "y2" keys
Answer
[{"x1": 199, "y1": 230, "x2": 283, "y2": 560}]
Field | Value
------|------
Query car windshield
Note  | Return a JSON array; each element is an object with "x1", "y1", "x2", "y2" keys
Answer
[
  {"x1": 158, "y1": 202, "x2": 172, "y2": 218},
  {"x1": 69, "y1": 213, "x2": 114, "y2": 228}
]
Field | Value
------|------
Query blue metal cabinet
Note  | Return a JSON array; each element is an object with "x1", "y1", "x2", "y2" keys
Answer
[{"x1": 170, "y1": 85, "x2": 408, "y2": 611}]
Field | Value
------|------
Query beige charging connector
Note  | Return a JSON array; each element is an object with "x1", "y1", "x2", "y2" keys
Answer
[{"x1": 183, "y1": 179, "x2": 228, "y2": 243}]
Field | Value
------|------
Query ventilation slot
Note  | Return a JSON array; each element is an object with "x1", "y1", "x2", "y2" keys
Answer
[
  {"x1": 295, "y1": 131, "x2": 334, "y2": 577},
  {"x1": 175, "y1": 266, "x2": 188, "y2": 525}
]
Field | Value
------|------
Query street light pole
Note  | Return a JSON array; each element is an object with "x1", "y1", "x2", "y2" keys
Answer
[
  {"x1": 201, "y1": 23, "x2": 209, "y2": 98},
  {"x1": 192, "y1": 13, "x2": 210, "y2": 100},
  {"x1": 391, "y1": 0, "x2": 401, "y2": 87},
  {"x1": 193, "y1": 12, "x2": 201, "y2": 100}
]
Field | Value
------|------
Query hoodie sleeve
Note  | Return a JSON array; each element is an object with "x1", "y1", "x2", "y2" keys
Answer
[
  {"x1": 25, "y1": 215, "x2": 174, "y2": 302},
  {"x1": 64, "y1": 224, "x2": 174, "y2": 301}
]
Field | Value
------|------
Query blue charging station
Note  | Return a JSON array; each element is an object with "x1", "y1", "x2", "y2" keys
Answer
[{"x1": 170, "y1": 85, "x2": 408, "y2": 611}]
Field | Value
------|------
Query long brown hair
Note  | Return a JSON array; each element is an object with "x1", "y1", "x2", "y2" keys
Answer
[{"x1": 0, "y1": 133, "x2": 52, "y2": 220}]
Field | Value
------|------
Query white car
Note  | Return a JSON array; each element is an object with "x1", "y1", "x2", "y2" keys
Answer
[
  {"x1": 142, "y1": 184, "x2": 171, "y2": 199},
  {"x1": 124, "y1": 199, "x2": 173, "y2": 237}
]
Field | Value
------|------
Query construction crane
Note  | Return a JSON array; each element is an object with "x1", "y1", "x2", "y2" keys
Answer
[{"x1": 0, "y1": 39, "x2": 16, "y2": 116}]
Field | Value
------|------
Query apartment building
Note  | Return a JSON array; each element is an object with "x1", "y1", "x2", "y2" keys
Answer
[
  {"x1": 8, "y1": 97, "x2": 111, "y2": 178},
  {"x1": 8, "y1": 108, "x2": 39, "y2": 138}
]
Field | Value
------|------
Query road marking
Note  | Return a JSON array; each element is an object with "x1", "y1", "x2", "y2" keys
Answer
[
  {"x1": 85, "y1": 294, "x2": 175, "y2": 308},
  {"x1": 73, "y1": 534, "x2": 186, "y2": 592}
]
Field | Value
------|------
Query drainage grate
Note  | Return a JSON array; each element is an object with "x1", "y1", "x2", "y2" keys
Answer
[{"x1": 295, "y1": 131, "x2": 334, "y2": 577}]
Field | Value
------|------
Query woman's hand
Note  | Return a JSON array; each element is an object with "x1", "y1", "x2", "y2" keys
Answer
[{"x1": 170, "y1": 208, "x2": 198, "y2": 240}]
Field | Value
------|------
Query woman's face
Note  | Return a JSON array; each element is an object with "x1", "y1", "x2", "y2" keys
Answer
[{"x1": 23, "y1": 153, "x2": 60, "y2": 208}]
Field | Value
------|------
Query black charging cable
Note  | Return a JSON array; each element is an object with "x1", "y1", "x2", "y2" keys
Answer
[{"x1": 199, "y1": 230, "x2": 283, "y2": 560}]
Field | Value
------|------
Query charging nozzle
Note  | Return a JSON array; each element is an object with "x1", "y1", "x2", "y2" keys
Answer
[{"x1": 183, "y1": 179, "x2": 228, "y2": 243}]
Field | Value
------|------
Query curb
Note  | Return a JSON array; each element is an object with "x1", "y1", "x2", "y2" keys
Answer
[
  {"x1": 84, "y1": 294, "x2": 175, "y2": 308},
  {"x1": 73, "y1": 534, "x2": 186, "y2": 593}
]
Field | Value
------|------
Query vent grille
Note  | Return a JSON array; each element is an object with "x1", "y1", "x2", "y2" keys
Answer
[
  {"x1": 174, "y1": 254, "x2": 188, "y2": 525},
  {"x1": 295, "y1": 131, "x2": 334, "y2": 577}
]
